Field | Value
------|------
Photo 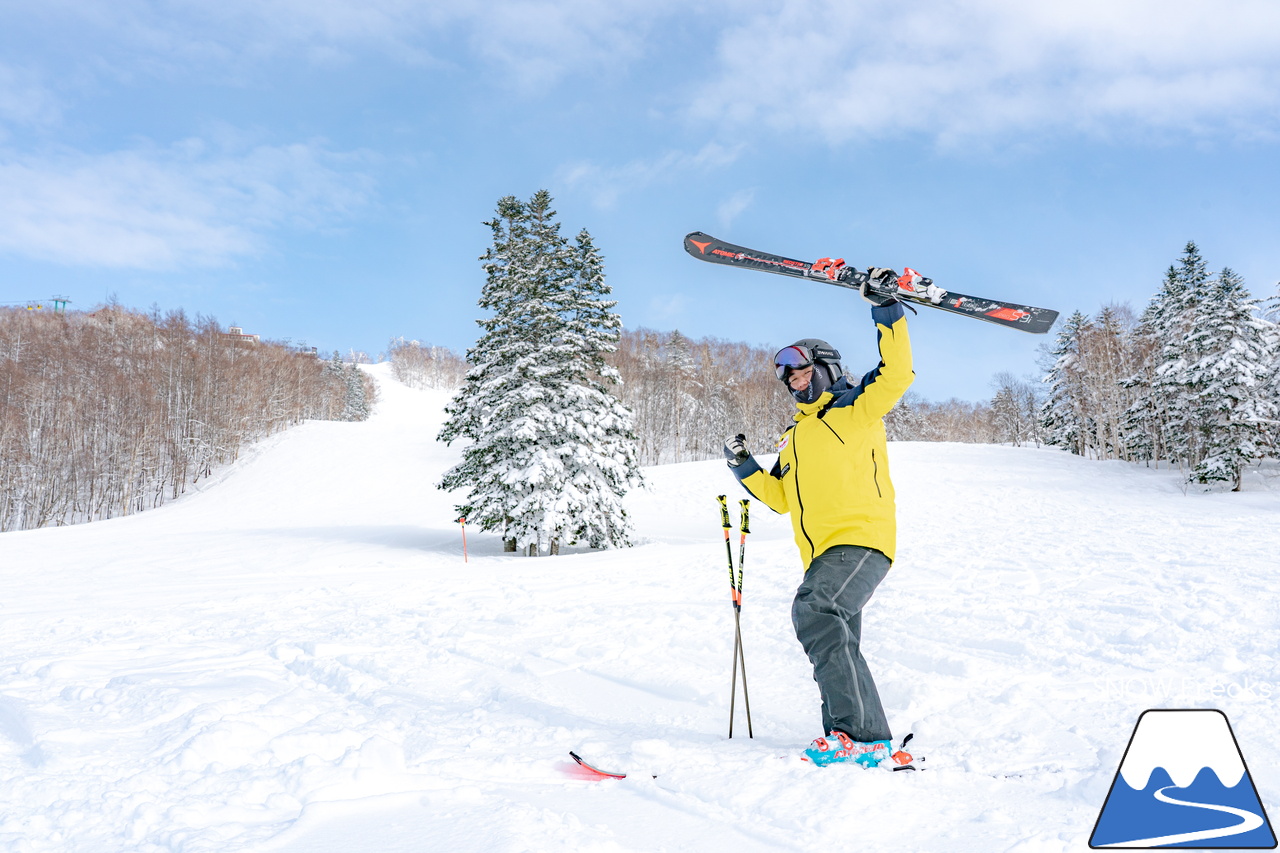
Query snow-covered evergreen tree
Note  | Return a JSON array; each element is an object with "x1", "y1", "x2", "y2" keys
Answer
[
  {"x1": 437, "y1": 191, "x2": 640, "y2": 555},
  {"x1": 1151, "y1": 241, "x2": 1213, "y2": 469},
  {"x1": 884, "y1": 392, "x2": 925, "y2": 442},
  {"x1": 439, "y1": 195, "x2": 537, "y2": 551},
  {"x1": 341, "y1": 364, "x2": 369, "y2": 421},
  {"x1": 547, "y1": 229, "x2": 643, "y2": 550},
  {"x1": 1119, "y1": 244, "x2": 1209, "y2": 466},
  {"x1": 1040, "y1": 311, "x2": 1091, "y2": 455},
  {"x1": 1184, "y1": 268, "x2": 1276, "y2": 488},
  {"x1": 1120, "y1": 268, "x2": 1174, "y2": 464},
  {"x1": 324, "y1": 351, "x2": 369, "y2": 421},
  {"x1": 991, "y1": 386, "x2": 1021, "y2": 446},
  {"x1": 1264, "y1": 281, "x2": 1280, "y2": 456}
]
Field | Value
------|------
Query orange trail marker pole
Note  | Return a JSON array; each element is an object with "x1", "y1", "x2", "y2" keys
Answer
[{"x1": 458, "y1": 517, "x2": 468, "y2": 563}]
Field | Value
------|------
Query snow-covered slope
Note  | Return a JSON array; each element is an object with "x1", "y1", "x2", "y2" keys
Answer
[{"x1": 1, "y1": 364, "x2": 1277, "y2": 852}]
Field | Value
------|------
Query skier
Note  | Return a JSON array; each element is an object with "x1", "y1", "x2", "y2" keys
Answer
[{"x1": 722, "y1": 270, "x2": 914, "y2": 768}]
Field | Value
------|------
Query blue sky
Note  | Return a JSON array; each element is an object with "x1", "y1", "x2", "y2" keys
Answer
[{"x1": 2, "y1": 0, "x2": 1279, "y2": 401}]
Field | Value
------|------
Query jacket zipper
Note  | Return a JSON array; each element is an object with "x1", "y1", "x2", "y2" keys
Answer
[
  {"x1": 871, "y1": 448, "x2": 883, "y2": 498},
  {"x1": 819, "y1": 417, "x2": 844, "y2": 444},
  {"x1": 792, "y1": 428, "x2": 817, "y2": 562}
]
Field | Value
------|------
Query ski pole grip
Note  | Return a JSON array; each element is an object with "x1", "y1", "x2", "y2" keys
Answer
[
  {"x1": 739, "y1": 499, "x2": 750, "y2": 534},
  {"x1": 717, "y1": 495, "x2": 731, "y2": 529}
]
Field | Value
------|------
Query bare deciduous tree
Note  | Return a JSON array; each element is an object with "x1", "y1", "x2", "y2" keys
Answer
[
  {"x1": 387, "y1": 338, "x2": 468, "y2": 390},
  {"x1": 0, "y1": 306, "x2": 366, "y2": 531}
]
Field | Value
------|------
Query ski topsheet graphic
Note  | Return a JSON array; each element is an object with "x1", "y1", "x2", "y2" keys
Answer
[
  {"x1": 1090, "y1": 709, "x2": 1276, "y2": 849},
  {"x1": 683, "y1": 231, "x2": 1060, "y2": 334}
]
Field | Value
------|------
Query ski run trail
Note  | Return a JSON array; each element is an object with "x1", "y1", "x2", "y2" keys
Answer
[{"x1": 3, "y1": 363, "x2": 1279, "y2": 853}]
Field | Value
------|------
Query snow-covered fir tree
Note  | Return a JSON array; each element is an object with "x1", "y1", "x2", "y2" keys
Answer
[
  {"x1": 1151, "y1": 241, "x2": 1213, "y2": 468},
  {"x1": 1183, "y1": 268, "x2": 1277, "y2": 488},
  {"x1": 327, "y1": 351, "x2": 370, "y2": 422},
  {"x1": 1118, "y1": 244, "x2": 1207, "y2": 466},
  {"x1": 1120, "y1": 269, "x2": 1175, "y2": 464},
  {"x1": 1262, "y1": 281, "x2": 1280, "y2": 444},
  {"x1": 1040, "y1": 242, "x2": 1277, "y2": 482},
  {"x1": 437, "y1": 191, "x2": 640, "y2": 555},
  {"x1": 544, "y1": 228, "x2": 643, "y2": 549},
  {"x1": 1040, "y1": 310, "x2": 1091, "y2": 456},
  {"x1": 991, "y1": 385, "x2": 1021, "y2": 446},
  {"x1": 342, "y1": 364, "x2": 369, "y2": 421},
  {"x1": 884, "y1": 393, "x2": 925, "y2": 441}
]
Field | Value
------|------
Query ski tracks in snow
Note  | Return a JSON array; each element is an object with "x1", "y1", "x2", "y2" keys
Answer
[{"x1": 2, "y1": 367, "x2": 1278, "y2": 851}]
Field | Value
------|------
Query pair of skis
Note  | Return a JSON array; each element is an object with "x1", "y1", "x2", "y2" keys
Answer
[
  {"x1": 569, "y1": 732, "x2": 922, "y2": 779},
  {"x1": 683, "y1": 231, "x2": 1060, "y2": 335}
]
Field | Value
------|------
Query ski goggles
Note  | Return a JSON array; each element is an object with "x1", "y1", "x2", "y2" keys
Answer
[
  {"x1": 773, "y1": 346, "x2": 813, "y2": 379},
  {"x1": 773, "y1": 344, "x2": 841, "y2": 380}
]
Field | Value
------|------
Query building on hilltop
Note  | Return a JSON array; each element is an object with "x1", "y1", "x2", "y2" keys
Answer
[{"x1": 223, "y1": 326, "x2": 260, "y2": 345}]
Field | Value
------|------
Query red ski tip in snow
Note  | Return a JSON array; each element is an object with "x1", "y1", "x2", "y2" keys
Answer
[{"x1": 567, "y1": 751, "x2": 627, "y2": 779}]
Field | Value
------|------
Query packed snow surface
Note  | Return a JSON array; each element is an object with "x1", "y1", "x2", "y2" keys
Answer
[{"x1": 2, "y1": 363, "x2": 1278, "y2": 852}]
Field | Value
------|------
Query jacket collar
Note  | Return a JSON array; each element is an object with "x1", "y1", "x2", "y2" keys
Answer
[{"x1": 792, "y1": 376, "x2": 850, "y2": 422}]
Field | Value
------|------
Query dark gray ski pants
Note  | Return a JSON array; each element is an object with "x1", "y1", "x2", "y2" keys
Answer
[{"x1": 791, "y1": 544, "x2": 892, "y2": 742}]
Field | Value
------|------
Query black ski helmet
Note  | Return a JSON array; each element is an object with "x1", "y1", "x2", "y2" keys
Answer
[{"x1": 776, "y1": 338, "x2": 845, "y2": 404}]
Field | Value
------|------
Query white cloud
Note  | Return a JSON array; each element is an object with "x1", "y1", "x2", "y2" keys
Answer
[
  {"x1": 716, "y1": 188, "x2": 755, "y2": 232},
  {"x1": 14, "y1": 0, "x2": 1275, "y2": 156},
  {"x1": 460, "y1": 0, "x2": 682, "y2": 91},
  {"x1": 687, "y1": 0, "x2": 1280, "y2": 144},
  {"x1": 0, "y1": 139, "x2": 374, "y2": 269},
  {"x1": 0, "y1": 63, "x2": 60, "y2": 131},
  {"x1": 21, "y1": 0, "x2": 689, "y2": 91},
  {"x1": 559, "y1": 142, "x2": 743, "y2": 209}
]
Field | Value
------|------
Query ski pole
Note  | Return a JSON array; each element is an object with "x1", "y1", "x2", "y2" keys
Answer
[
  {"x1": 717, "y1": 495, "x2": 736, "y2": 606},
  {"x1": 717, "y1": 496, "x2": 753, "y2": 738},
  {"x1": 717, "y1": 496, "x2": 740, "y2": 737},
  {"x1": 736, "y1": 498, "x2": 753, "y2": 738}
]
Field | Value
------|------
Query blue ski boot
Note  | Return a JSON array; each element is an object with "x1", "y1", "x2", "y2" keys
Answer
[{"x1": 802, "y1": 732, "x2": 892, "y2": 768}]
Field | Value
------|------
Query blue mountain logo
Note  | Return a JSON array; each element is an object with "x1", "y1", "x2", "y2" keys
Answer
[{"x1": 1091, "y1": 709, "x2": 1276, "y2": 848}]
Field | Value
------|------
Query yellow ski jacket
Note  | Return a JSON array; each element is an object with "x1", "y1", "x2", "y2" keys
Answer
[{"x1": 730, "y1": 303, "x2": 913, "y2": 568}]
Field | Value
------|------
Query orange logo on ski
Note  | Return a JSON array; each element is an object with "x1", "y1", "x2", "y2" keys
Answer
[
  {"x1": 986, "y1": 307, "x2": 1030, "y2": 322},
  {"x1": 689, "y1": 239, "x2": 712, "y2": 254}
]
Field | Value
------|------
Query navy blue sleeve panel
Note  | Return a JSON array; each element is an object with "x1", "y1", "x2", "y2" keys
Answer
[
  {"x1": 870, "y1": 301, "x2": 905, "y2": 327},
  {"x1": 731, "y1": 455, "x2": 764, "y2": 481},
  {"x1": 731, "y1": 454, "x2": 789, "y2": 513}
]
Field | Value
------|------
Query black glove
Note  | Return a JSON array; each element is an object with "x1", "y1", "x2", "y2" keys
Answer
[
  {"x1": 861, "y1": 268, "x2": 900, "y2": 307},
  {"x1": 723, "y1": 433, "x2": 750, "y2": 468}
]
